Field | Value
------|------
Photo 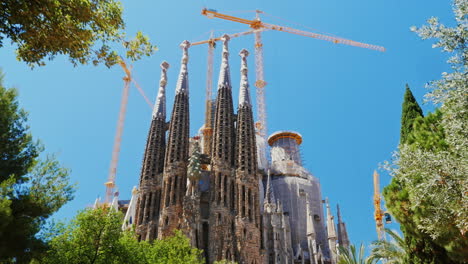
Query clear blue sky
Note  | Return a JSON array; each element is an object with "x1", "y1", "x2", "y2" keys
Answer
[{"x1": 0, "y1": 0, "x2": 454, "y2": 247}]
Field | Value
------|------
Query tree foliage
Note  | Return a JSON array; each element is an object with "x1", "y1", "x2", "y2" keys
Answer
[
  {"x1": 369, "y1": 228, "x2": 412, "y2": 264},
  {"x1": 384, "y1": 87, "x2": 452, "y2": 264},
  {"x1": 337, "y1": 244, "x2": 374, "y2": 264},
  {"x1": 0, "y1": 0, "x2": 157, "y2": 67},
  {"x1": 39, "y1": 208, "x2": 204, "y2": 264},
  {"x1": 400, "y1": 84, "x2": 423, "y2": 144},
  {"x1": 384, "y1": 0, "x2": 468, "y2": 262},
  {"x1": 0, "y1": 72, "x2": 75, "y2": 262}
]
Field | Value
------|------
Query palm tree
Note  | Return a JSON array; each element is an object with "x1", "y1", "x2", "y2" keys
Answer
[
  {"x1": 337, "y1": 244, "x2": 375, "y2": 264},
  {"x1": 368, "y1": 228, "x2": 406, "y2": 264}
]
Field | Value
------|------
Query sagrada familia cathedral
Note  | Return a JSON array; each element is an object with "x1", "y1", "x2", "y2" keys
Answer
[{"x1": 119, "y1": 35, "x2": 350, "y2": 264}]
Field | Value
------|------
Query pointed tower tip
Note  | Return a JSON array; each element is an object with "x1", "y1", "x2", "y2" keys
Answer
[
  {"x1": 221, "y1": 33, "x2": 231, "y2": 42},
  {"x1": 153, "y1": 61, "x2": 169, "y2": 118},
  {"x1": 161, "y1": 61, "x2": 170, "y2": 70},
  {"x1": 337, "y1": 204, "x2": 342, "y2": 223},
  {"x1": 239, "y1": 48, "x2": 251, "y2": 106},
  {"x1": 217, "y1": 34, "x2": 231, "y2": 89},
  {"x1": 239, "y1": 48, "x2": 249, "y2": 57},
  {"x1": 176, "y1": 41, "x2": 190, "y2": 95},
  {"x1": 180, "y1": 40, "x2": 191, "y2": 49}
]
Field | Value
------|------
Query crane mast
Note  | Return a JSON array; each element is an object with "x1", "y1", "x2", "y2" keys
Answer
[
  {"x1": 253, "y1": 12, "x2": 268, "y2": 141},
  {"x1": 104, "y1": 60, "x2": 153, "y2": 205},
  {"x1": 105, "y1": 61, "x2": 131, "y2": 204},
  {"x1": 373, "y1": 170, "x2": 384, "y2": 240},
  {"x1": 202, "y1": 31, "x2": 215, "y2": 155}
]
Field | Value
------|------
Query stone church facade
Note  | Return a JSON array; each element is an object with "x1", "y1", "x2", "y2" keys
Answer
[{"x1": 122, "y1": 35, "x2": 350, "y2": 264}]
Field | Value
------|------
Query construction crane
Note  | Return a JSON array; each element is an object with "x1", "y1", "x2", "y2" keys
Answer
[
  {"x1": 104, "y1": 59, "x2": 153, "y2": 205},
  {"x1": 373, "y1": 170, "x2": 384, "y2": 240},
  {"x1": 199, "y1": 8, "x2": 385, "y2": 166}
]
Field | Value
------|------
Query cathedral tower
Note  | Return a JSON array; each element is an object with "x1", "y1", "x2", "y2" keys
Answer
[
  {"x1": 158, "y1": 40, "x2": 191, "y2": 238},
  {"x1": 134, "y1": 61, "x2": 169, "y2": 241},
  {"x1": 208, "y1": 34, "x2": 237, "y2": 262},
  {"x1": 234, "y1": 49, "x2": 261, "y2": 263}
]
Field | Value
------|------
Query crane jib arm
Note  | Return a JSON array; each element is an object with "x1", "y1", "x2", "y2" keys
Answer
[{"x1": 201, "y1": 8, "x2": 385, "y2": 52}]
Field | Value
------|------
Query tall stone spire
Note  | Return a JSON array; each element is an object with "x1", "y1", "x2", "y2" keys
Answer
[
  {"x1": 218, "y1": 34, "x2": 231, "y2": 89},
  {"x1": 152, "y1": 61, "x2": 169, "y2": 118},
  {"x1": 337, "y1": 204, "x2": 350, "y2": 249},
  {"x1": 175, "y1": 40, "x2": 190, "y2": 95},
  {"x1": 159, "y1": 41, "x2": 191, "y2": 239},
  {"x1": 134, "y1": 61, "x2": 169, "y2": 241},
  {"x1": 211, "y1": 34, "x2": 236, "y2": 166},
  {"x1": 238, "y1": 49, "x2": 251, "y2": 106},
  {"x1": 234, "y1": 48, "x2": 261, "y2": 263},
  {"x1": 326, "y1": 198, "x2": 337, "y2": 264},
  {"x1": 208, "y1": 34, "x2": 237, "y2": 263}
]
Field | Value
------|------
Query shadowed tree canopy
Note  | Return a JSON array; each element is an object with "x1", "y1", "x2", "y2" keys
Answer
[
  {"x1": 0, "y1": 0, "x2": 156, "y2": 67},
  {"x1": 0, "y1": 72, "x2": 75, "y2": 262}
]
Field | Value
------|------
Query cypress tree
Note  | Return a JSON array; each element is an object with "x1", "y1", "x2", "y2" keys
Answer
[
  {"x1": 400, "y1": 84, "x2": 423, "y2": 144},
  {"x1": 384, "y1": 84, "x2": 456, "y2": 264}
]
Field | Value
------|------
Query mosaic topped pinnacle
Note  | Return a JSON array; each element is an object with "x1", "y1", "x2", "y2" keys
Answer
[
  {"x1": 152, "y1": 61, "x2": 169, "y2": 119},
  {"x1": 238, "y1": 49, "x2": 251, "y2": 106},
  {"x1": 176, "y1": 40, "x2": 190, "y2": 95},
  {"x1": 217, "y1": 34, "x2": 231, "y2": 90}
]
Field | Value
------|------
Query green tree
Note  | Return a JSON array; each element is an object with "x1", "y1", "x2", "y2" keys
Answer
[
  {"x1": 0, "y1": 72, "x2": 75, "y2": 262},
  {"x1": 337, "y1": 244, "x2": 374, "y2": 264},
  {"x1": 368, "y1": 229, "x2": 408, "y2": 264},
  {"x1": 0, "y1": 0, "x2": 156, "y2": 67},
  {"x1": 384, "y1": 0, "x2": 468, "y2": 262},
  {"x1": 400, "y1": 84, "x2": 423, "y2": 144},
  {"x1": 384, "y1": 91, "x2": 453, "y2": 264},
  {"x1": 40, "y1": 208, "x2": 204, "y2": 264}
]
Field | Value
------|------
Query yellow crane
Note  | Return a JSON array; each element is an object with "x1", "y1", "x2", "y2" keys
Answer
[
  {"x1": 373, "y1": 170, "x2": 384, "y2": 240},
  {"x1": 373, "y1": 170, "x2": 392, "y2": 240},
  {"x1": 197, "y1": 8, "x2": 385, "y2": 164},
  {"x1": 104, "y1": 59, "x2": 153, "y2": 205}
]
